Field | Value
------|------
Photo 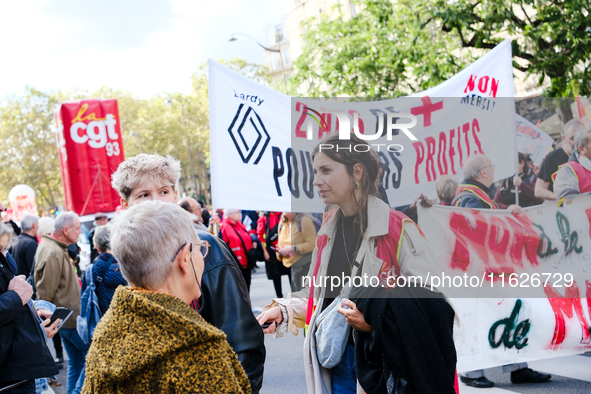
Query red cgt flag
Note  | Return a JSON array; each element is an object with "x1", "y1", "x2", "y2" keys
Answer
[{"x1": 55, "y1": 99, "x2": 125, "y2": 216}]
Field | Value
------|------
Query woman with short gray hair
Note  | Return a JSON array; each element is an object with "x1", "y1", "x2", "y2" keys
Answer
[
  {"x1": 81, "y1": 225, "x2": 127, "y2": 316},
  {"x1": 82, "y1": 201, "x2": 249, "y2": 394},
  {"x1": 0, "y1": 223, "x2": 17, "y2": 274},
  {"x1": 435, "y1": 175, "x2": 459, "y2": 205},
  {"x1": 0, "y1": 223, "x2": 16, "y2": 254},
  {"x1": 37, "y1": 217, "x2": 55, "y2": 238}
]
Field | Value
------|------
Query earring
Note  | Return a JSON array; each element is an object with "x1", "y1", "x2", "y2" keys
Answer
[{"x1": 355, "y1": 181, "x2": 360, "y2": 190}]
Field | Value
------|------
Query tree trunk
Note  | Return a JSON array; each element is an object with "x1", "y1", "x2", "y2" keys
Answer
[{"x1": 555, "y1": 98, "x2": 574, "y2": 127}]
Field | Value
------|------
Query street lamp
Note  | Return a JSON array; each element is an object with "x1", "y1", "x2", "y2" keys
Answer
[
  {"x1": 229, "y1": 32, "x2": 288, "y2": 94},
  {"x1": 165, "y1": 96, "x2": 199, "y2": 198}
]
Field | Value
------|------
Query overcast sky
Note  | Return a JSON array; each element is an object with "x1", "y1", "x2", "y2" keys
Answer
[{"x1": 0, "y1": 0, "x2": 287, "y2": 98}]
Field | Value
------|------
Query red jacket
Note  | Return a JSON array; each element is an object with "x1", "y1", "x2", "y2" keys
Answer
[
  {"x1": 221, "y1": 218, "x2": 252, "y2": 269},
  {"x1": 256, "y1": 212, "x2": 282, "y2": 248}
]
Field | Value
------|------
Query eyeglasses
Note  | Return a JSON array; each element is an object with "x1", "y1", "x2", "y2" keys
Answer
[
  {"x1": 479, "y1": 164, "x2": 495, "y2": 172},
  {"x1": 170, "y1": 240, "x2": 210, "y2": 262}
]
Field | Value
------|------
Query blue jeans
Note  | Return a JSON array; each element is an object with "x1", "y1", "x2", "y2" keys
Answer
[
  {"x1": 60, "y1": 328, "x2": 89, "y2": 394},
  {"x1": 331, "y1": 343, "x2": 356, "y2": 394}
]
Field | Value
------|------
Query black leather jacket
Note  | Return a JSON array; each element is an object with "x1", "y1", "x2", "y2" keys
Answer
[{"x1": 196, "y1": 231, "x2": 265, "y2": 393}]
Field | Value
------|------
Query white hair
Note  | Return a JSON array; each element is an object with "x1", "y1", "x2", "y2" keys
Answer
[
  {"x1": 435, "y1": 175, "x2": 459, "y2": 203},
  {"x1": 38, "y1": 217, "x2": 55, "y2": 237},
  {"x1": 574, "y1": 124, "x2": 591, "y2": 152},
  {"x1": 224, "y1": 209, "x2": 241, "y2": 216},
  {"x1": 109, "y1": 200, "x2": 199, "y2": 289},
  {"x1": 20, "y1": 214, "x2": 39, "y2": 232},
  {"x1": 0, "y1": 224, "x2": 16, "y2": 248},
  {"x1": 93, "y1": 225, "x2": 111, "y2": 253},
  {"x1": 563, "y1": 119, "x2": 583, "y2": 137},
  {"x1": 54, "y1": 212, "x2": 79, "y2": 234},
  {"x1": 463, "y1": 154, "x2": 489, "y2": 181},
  {"x1": 111, "y1": 154, "x2": 181, "y2": 200}
]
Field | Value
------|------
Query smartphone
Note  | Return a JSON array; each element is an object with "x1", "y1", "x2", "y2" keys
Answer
[
  {"x1": 262, "y1": 321, "x2": 275, "y2": 329},
  {"x1": 48, "y1": 307, "x2": 73, "y2": 330}
]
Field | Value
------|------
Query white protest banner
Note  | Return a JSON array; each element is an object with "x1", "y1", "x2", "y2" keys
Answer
[
  {"x1": 515, "y1": 114, "x2": 555, "y2": 166},
  {"x1": 417, "y1": 196, "x2": 591, "y2": 371},
  {"x1": 209, "y1": 60, "x2": 291, "y2": 211},
  {"x1": 209, "y1": 39, "x2": 517, "y2": 212}
]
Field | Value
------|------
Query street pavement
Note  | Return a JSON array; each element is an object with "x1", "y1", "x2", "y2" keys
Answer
[
  {"x1": 250, "y1": 265, "x2": 307, "y2": 394},
  {"x1": 46, "y1": 263, "x2": 591, "y2": 393}
]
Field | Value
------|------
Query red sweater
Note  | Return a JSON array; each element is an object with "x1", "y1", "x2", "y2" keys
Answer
[{"x1": 221, "y1": 218, "x2": 252, "y2": 269}]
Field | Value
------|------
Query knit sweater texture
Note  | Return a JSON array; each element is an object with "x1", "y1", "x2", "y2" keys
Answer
[{"x1": 82, "y1": 286, "x2": 250, "y2": 394}]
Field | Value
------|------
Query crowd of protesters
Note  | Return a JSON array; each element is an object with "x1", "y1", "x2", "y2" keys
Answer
[{"x1": 1, "y1": 118, "x2": 590, "y2": 394}]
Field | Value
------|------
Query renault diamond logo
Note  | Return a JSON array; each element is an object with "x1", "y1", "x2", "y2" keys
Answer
[{"x1": 228, "y1": 104, "x2": 271, "y2": 164}]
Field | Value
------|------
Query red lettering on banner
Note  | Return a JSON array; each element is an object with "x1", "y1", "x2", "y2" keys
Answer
[
  {"x1": 487, "y1": 216, "x2": 511, "y2": 264},
  {"x1": 478, "y1": 76, "x2": 490, "y2": 94},
  {"x1": 425, "y1": 137, "x2": 437, "y2": 181},
  {"x1": 587, "y1": 280, "x2": 591, "y2": 321},
  {"x1": 464, "y1": 75, "x2": 477, "y2": 94},
  {"x1": 449, "y1": 212, "x2": 542, "y2": 272},
  {"x1": 294, "y1": 102, "x2": 339, "y2": 139},
  {"x1": 462, "y1": 122, "x2": 471, "y2": 156},
  {"x1": 450, "y1": 211, "x2": 490, "y2": 270},
  {"x1": 544, "y1": 282, "x2": 591, "y2": 346},
  {"x1": 319, "y1": 113, "x2": 331, "y2": 139},
  {"x1": 449, "y1": 128, "x2": 457, "y2": 175},
  {"x1": 412, "y1": 118, "x2": 484, "y2": 183},
  {"x1": 505, "y1": 216, "x2": 540, "y2": 268},
  {"x1": 457, "y1": 126, "x2": 463, "y2": 167},
  {"x1": 472, "y1": 119, "x2": 485, "y2": 154},
  {"x1": 410, "y1": 96, "x2": 443, "y2": 128},
  {"x1": 586, "y1": 209, "x2": 591, "y2": 239},
  {"x1": 464, "y1": 75, "x2": 500, "y2": 97},
  {"x1": 348, "y1": 110, "x2": 365, "y2": 134},
  {"x1": 438, "y1": 132, "x2": 448, "y2": 175},
  {"x1": 413, "y1": 142, "x2": 425, "y2": 184},
  {"x1": 294, "y1": 101, "x2": 308, "y2": 139},
  {"x1": 490, "y1": 78, "x2": 499, "y2": 98}
]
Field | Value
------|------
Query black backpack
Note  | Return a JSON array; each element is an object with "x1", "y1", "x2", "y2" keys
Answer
[{"x1": 265, "y1": 213, "x2": 279, "y2": 246}]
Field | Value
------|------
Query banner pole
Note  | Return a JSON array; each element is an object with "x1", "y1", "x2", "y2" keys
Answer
[{"x1": 212, "y1": 206, "x2": 219, "y2": 235}]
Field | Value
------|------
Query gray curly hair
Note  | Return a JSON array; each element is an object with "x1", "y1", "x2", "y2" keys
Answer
[
  {"x1": 93, "y1": 225, "x2": 112, "y2": 254},
  {"x1": 111, "y1": 154, "x2": 181, "y2": 201},
  {"x1": 109, "y1": 200, "x2": 199, "y2": 289},
  {"x1": 0, "y1": 224, "x2": 16, "y2": 249}
]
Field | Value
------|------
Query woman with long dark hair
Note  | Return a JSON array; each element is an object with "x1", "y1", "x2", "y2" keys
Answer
[{"x1": 257, "y1": 134, "x2": 457, "y2": 394}]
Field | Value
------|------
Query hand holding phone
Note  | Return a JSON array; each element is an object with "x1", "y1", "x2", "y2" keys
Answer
[
  {"x1": 42, "y1": 316, "x2": 60, "y2": 339},
  {"x1": 47, "y1": 307, "x2": 73, "y2": 331}
]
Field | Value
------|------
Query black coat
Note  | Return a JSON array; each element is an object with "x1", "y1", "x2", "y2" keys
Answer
[
  {"x1": 195, "y1": 231, "x2": 266, "y2": 393},
  {"x1": 0, "y1": 253, "x2": 58, "y2": 386},
  {"x1": 89, "y1": 227, "x2": 99, "y2": 263},
  {"x1": 11, "y1": 233, "x2": 38, "y2": 277},
  {"x1": 354, "y1": 286, "x2": 456, "y2": 394}
]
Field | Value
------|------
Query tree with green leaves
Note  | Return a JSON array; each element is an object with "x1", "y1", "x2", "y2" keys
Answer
[
  {"x1": 0, "y1": 87, "x2": 66, "y2": 210},
  {"x1": 0, "y1": 58, "x2": 269, "y2": 212},
  {"x1": 293, "y1": 0, "x2": 591, "y2": 108}
]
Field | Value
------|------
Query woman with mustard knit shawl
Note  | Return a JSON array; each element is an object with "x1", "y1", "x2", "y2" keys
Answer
[{"x1": 82, "y1": 201, "x2": 249, "y2": 394}]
